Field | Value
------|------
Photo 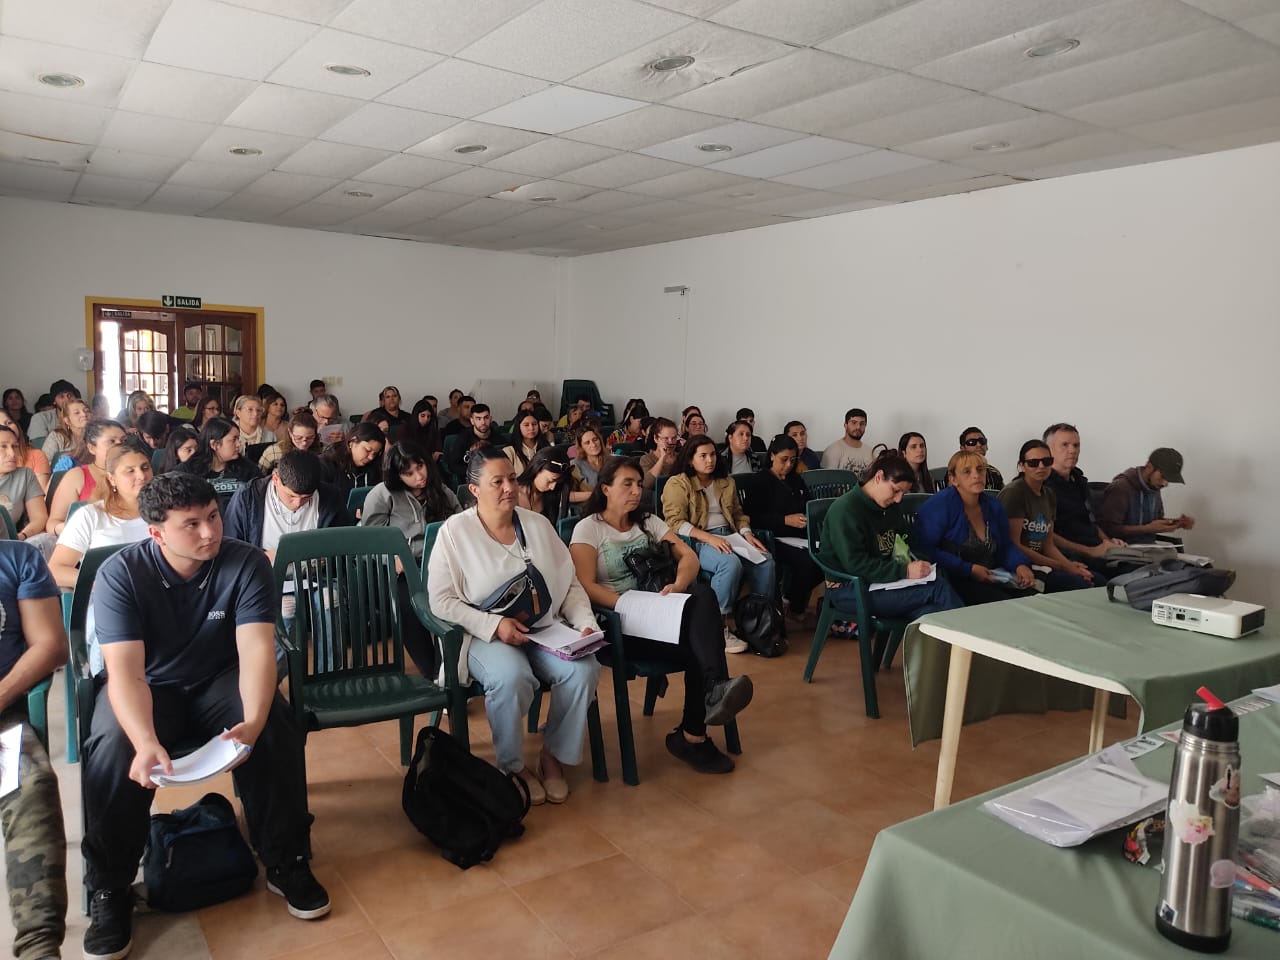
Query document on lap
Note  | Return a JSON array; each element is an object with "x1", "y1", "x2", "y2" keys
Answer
[
  {"x1": 150, "y1": 731, "x2": 252, "y2": 787},
  {"x1": 525, "y1": 620, "x2": 607, "y2": 660},
  {"x1": 723, "y1": 532, "x2": 767, "y2": 564},
  {"x1": 869, "y1": 563, "x2": 937, "y2": 592},
  {"x1": 614, "y1": 591, "x2": 691, "y2": 644}
]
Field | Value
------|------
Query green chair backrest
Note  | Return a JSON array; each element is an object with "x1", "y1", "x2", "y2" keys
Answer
[
  {"x1": 801, "y1": 468, "x2": 857, "y2": 501},
  {"x1": 900, "y1": 493, "x2": 931, "y2": 527},
  {"x1": 67, "y1": 544, "x2": 128, "y2": 677},
  {"x1": 559, "y1": 379, "x2": 609, "y2": 420},
  {"x1": 455, "y1": 483, "x2": 475, "y2": 509},
  {"x1": 612, "y1": 442, "x2": 644, "y2": 456},
  {"x1": 806, "y1": 498, "x2": 856, "y2": 582},
  {"x1": 66, "y1": 499, "x2": 89, "y2": 523},
  {"x1": 0, "y1": 505, "x2": 14, "y2": 539},
  {"x1": 556, "y1": 515, "x2": 580, "y2": 547},
  {"x1": 151, "y1": 447, "x2": 166, "y2": 472},
  {"x1": 654, "y1": 474, "x2": 671, "y2": 515},
  {"x1": 28, "y1": 436, "x2": 46, "y2": 453},
  {"x1": 730, "y1": 472, "x2": 756, "y2": 510},
  {"x1": 928, "y1": 466, "x2": 948, "y2": 487},
  {"x1": 46, "y1": 469, "x2": 69, "y2": 511},
  {"x1": 273, "y1": 527, "x2": 418, "y2": 678},
  {"x1": 347, "y1": 485, "x2": 374, "y2": 521}
]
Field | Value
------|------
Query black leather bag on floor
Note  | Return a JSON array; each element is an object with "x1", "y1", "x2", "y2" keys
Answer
[
  {"x1": 734, "y1": 593, "x2": 788, "y2": 657},
  {"x1": 144, "y1": 792, "x2": 258, "y2": 912}
]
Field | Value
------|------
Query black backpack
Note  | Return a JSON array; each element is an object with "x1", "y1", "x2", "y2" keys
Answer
[
  {"x1": 734, "y1": 593, "x2": 788, "y2": 658},
  {"x1": 1106, "y1": 558, "x2": 1236, "y2": 611},
  {"x1": 144, "y1": 792, "x2": 258, "y2": 912},
  {"x1": 402, "y1": 726, "x2": 531, "y2": 869}
]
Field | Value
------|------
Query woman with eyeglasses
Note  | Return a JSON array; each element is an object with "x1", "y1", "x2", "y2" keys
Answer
[
  {"x1": 898, "y1": 432, "x2": 936, "y2": 494},
  {"x1": 680, "y1": 410, "x2": 708, "y2": 447},
  {"x1": 998, "y1": 440, "x2": 1095, "y2": 592},
  {"x1": 232, "y1": 394, "x2": 268, "y2": 452},
  {"x1": 45, "y1": 419, "x2": 127, "y2": 536},
  {"x1": 784, "y1": 421, "x2": 820, "y2": 472},
  {"x1": 516, "y1": 448, "x2": 573, "y2": 525},
  {"x1": 912, "y1": 450, "x2": 1037, "y2": 605},
  {"x1": 639, "y1": 416, "x2": 680, "y2": 492},
  {"x1": 259, "y1": 409, "x2": 319, "y2": 472},
  {"x1": 427, "y1": 446, "x2": 601, "y2": 805},
  {"x1": 192, "y1": 395, "x2": 222, "y2": 430},
  {"x1": 957, "y1": 427, "x2": 1004, "y2": 489},
  {"x1": 319, "y1": 422, "x2": 384, "y2": 495}
]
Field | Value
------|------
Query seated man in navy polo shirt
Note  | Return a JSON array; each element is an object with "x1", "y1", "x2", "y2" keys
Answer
[
  {"x1": 81, "y1": 474, "x2": 327, "y2": 960},
  {"x1": 0, "y1": 541, "x2": 69, "y2": 960}
]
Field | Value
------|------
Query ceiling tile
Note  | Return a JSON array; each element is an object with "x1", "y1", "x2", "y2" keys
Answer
[
  {"x1": 0, "y1": 158, "x2": 80, "y2": 197},
  {"x1": 680, "y1": 179, "x2": 814, "y2": 207},
  {"x1": 991, "y1": 26, "x2": 1280, "y2": 113},
  {"x1": 1020, "y1": 146, "x2": 1187, "y2": 180},
  {"x1": 224, "y1": 84, "x2": 362, "y2": 137},
  {"x1": 87, "y1": 147, "x2": 184, "y2": 181},
  {"x1": 752, "y1": 73, "x2": 970, "y2": 137},
  {"x1": 732, "y1": 188, "x2": 867, "y2": 215},
  {"x1": 667, "y1": 49, "x2": 889, "y2": 120},
  {"x1": 428, "y1": 166, "x2": 538, "y2": 197},
  {"x1": 167, "y1": 159, "x2": 266, "y2": 191},
  {"x1": 351, "y1": 153, "x2": 471, "y2": 188},
  {"x1": 242, "y1": 169, "x2": 341, "y2": 200},
  {"x1": 830, "y1": 160, "x2": 998, "y2": 199},
  {"x1": 816, "y1": 0, "x2": 1102, "y2": 71},
  {"x1": 1239, "y1": 10, "x2": 1280, "y2": 44},
  {"x1": 484, "y1": 140, "x2": 621, "y2": 178},
  {"x1": 275, "y1": 140, "x2": 394, "y2": 177},
  {"x1": 561, "y1": 104, "x2": 725, "y2": 150},
  {"x1": 378, "y1": 59, "x2": 549, "y2": 118},
  {"x1": 98, "y1": 110, "x2": 216, "y2": 158},
  {"x1": 140, "y1": 183, "x2": 233, "y2": 213},
  {"x1": 710, "y1": 0, "x2": 918, "y2": 45},
  {"x1": 0, "y1": 36, "x2": 137, "y2": 107},
  {"x1": 116, "y1": 62, "x2": 257, "y2": 124},
  {"x1": 554, "y1": 189, "x2": 652, "y2": 213},
  {"x1": 955, "y1": 131, "x2": 1161, "y2": 174},
  {"x1": 880, "y1": 174, "x2": 1024, "y2": 203},
  {"x1": 1065, "y1": 61, "x2": 1280, "y2": 129},
  {"x1": 310, "y1": 179, "x2": 413, "y2": 208},
  {"x1": 220, "y1": 1, "x2": 353, "y2": 23},
  {"x1": 707, "y1": 135, "x2": 873, "y2": 177},
  {"x1": 626, "y1": 166, "x2": 758, "y2": 198},
  {"x1": 0, "y1": 89, "x2": 112, "y2": 144},
  {"x1": 828, "y1": 94, "x2": 1035, "y2": 149},
  {"x1": 144, "y1": 0, "x2": 318, "y2": 81},
  {"x1": 0, "y1": 0, "x2": 171, "y2": 59},
  {"x1": 344, "y1": 187, "x2": 471, "y2": 225},
  {"x1": 1181, "y1": 0, "x2": 1278, "y2": 20},
  {"x1": 489, "y1": 205, "x2": 585, "y2": 231},
  {"x1": 189, "y1": 126, "x2": 308, "y2": 166},
  {"x1": 433, "y1": 197, "x2": 524, "y2": 226},
  {"x1": 794, "y1": 198, "x2": 891, "y2": 217},
  {"x1": 319, "y1": 102, "x2": 458, "y2": 150},
  {"x1": 457, "y1": 0, "x2": 691, "y2": 83},
  {"x1": 490, "y1": 179, "x2": 597, "y2": 203},
  {"x1": 1170, "y1": 122, "x2": 1280, "y2": 154},
  {"x1": 205, "y1": 191, "x2": 299, "y2": 218},
  {"x1": 0, "y1": 131, "x2": 91, "y2": 168},
  {"x1": 912, "y1": 0, "x2": 1221, "y2": 93},
  {"x1": 897, "y1": 113, "x2": 1095, "y2": 162},
  {"x1": 567, "y1": 22, "x2": 793, "y2": 101},
  {"x1": 639, "y1": 120, "x2": 801, "y2": 165},
  {"x1": 1127, "y1": 94, "x2": 1280, "y2": 147},
  {"x1": 773, "y1": 149, "x2": 935, "y2": 189},
  {"x1": 559, "y1": 152, "x2": 691, "y2": 188},
  {"x1": 267, "y1": 28, "x2": 443, "y2": 98},
  {"x1": 273, "y1": 201, "x2": 356, "y2": 226},
  {"x1": 474, "y1": 86, "x2": 645, "y2": 135},
  {"x1": 331, "y1": 0, "x2": 541, "y2": 56},
  {"x1": 405, "y1": 121, "x2": 545, "y2": 163}
]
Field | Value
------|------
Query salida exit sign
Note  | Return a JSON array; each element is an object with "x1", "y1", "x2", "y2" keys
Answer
[{"x1": 161, "y1": 294, "x2": 202, "y2": 309}]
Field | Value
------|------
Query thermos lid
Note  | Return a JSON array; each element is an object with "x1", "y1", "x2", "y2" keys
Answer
[{"x1": 1182, "y1": 687, "x2": 1238, "y2": 742}]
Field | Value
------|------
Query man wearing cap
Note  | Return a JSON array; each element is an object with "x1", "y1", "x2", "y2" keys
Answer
[
  {"x1": 26, "y1": 379, "x2": 81, "y2": 439},
  {"x1": 1098, "y1": 448, "x2": 1194, "y2": 543}
]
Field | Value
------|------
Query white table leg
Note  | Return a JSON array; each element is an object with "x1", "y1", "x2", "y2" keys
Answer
[
  {"x1": 1089, "y1": 689, "x2": 1110, "y2": 753},
  {"x1": 934, "y1": 645, "x2": 973, "y2": 811}
]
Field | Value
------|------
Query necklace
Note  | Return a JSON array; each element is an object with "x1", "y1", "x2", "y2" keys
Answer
[{"x1": 476, "y1": 510, "x2": 522, "y2": 556}]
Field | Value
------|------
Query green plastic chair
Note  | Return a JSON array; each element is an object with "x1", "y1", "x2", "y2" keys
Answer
[
  {"x1": 45, "y1": 470, "x2": 69, "y2": 512},
  {"x1": 346, "y1": 484, "x2": 374, "y2": 522},
  {"x1": 801, "y1": 498, "x2": 911, "y2": 719},
  {"x1": 419, "y1": 519, "x2": 608, "y2": 781},
  {"x1": 441, "y1": 434, "x2": 465, "y2": 484},
  {"x1": 455, "y1": 482, "x2": 475, "y2": 509},
  {"x1": 65, "y1": 544, "x2": 129, "y2": 764},
  {"x1": 150, "y1": 447, "x2": 166, "y2": 472},
  {"x1": 800, "y1": 469, "x2": 857, "y2": 501},
  {"x1": 272, "y1": 527, "x2": 453, "y2": 768},
  {"x1": 653, "y1": 474, "x2": 671, "y2": 515},
  {"x1": 559, "y1": 379, "x2": 613, "y2": 424},
  {"x1": 612, "y1": 442, "x2": 644, "y2": 456},
  {"x1": 0, "y1": 505, "x2": 15, "y2": 540},
  {"x1": 928, "y1": 466, "x2": 948, "y2": 488}
]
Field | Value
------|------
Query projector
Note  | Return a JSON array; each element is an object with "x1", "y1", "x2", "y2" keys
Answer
[{"x1": 1151, "y1": 594, "x2": 1266, "y2": 639}]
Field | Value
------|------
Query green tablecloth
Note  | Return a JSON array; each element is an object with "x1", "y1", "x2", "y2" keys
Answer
[
  {"x1": 833, "y1": 702, "x2": 1280, "y2": 959},
  {"x1": 904, "y1": 588, "x2": 1280, "y2": 747}
]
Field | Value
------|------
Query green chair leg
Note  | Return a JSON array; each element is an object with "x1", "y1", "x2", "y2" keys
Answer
[
  {"x1": 857, "y1": 626, "x2": 881, "y2": 720},
  {"x1": 587, "y1": 698, "x2": 608, "y2": 783},
  {"x1": 399, "y1": 715, "x2": 414, "y2": 766},
  {"x1": 611, "y1": 669, "x2": 640, "y2": 786},
  {"x1": 447, "y1": 688, "x2": 471, "y2": 753},
  {"x1": 803, "y1": 597, "x2": 839, "y2": 682},
  {"x1": 880, "y1": 628, "x2": 907, "y2": 671},
  {"x1": 527, "y1": 688, "x2": 544, "y2": 733},
  {"x1": 642, "y1": 674, "x2": 667, "y2": 717},
  {"x1": 64, "y1": 665, "x2": 78, "y2": 763}
]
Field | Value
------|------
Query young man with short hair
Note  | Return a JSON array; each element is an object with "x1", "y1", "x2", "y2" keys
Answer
[
  {"x1": 820, "y1": 408, "x2": 876, "y2": 476},
  {"x1": 171, "y1": 383, "x2": 204, "y2": 421},
  {"x1": 440, "y1": 396, "x2": 476, "y2": 440},
  {"x1": 308, "y1": 379, "x2": 327, "y2": 401},
  {"x1": 82, "y1": 475, "x2": 328, "y2": 960},
  {"x1": 957, "y1": 427, "x2": 1004, "y2": 490},
  {"x1": 222, "y1": 451, "x2": 349, "y2": 557},
  {"x1": 445, "y1": 403, "x2": 504, "y2": 479},
  {"x1": 1042, "y1": 423, "x2": 1124, "y2": 576},
  {"x1": 1099, "y1": 448, "x2": 1195, "y2": 542},
  {"x1": 0, "y1": 541, "x2": 69, "y2": 960}
]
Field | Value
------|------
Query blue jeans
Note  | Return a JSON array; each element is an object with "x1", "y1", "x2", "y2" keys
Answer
[
  {"x1": 696, "y1": 526, "x2": 777, "y2": 614},
  {"x1": 827, "y1": 577, "x2": 962, "y2": 622}
]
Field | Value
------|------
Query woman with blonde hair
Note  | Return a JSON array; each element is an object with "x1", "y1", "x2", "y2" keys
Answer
[
  {"x1": 232, "y1": 394, "x2": 268, "y2": 451},
  {"x1": 116, "y1": 390, "x2": 154, "y2": 433},
  {"x1": 260, "y1": 409, "x2": 319, "y2": 472},
  {"x1": 41, "y1": 397, "x2": 91, "y2": 465}
]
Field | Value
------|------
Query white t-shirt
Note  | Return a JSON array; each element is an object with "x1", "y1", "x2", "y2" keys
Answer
[
  {"x1": 570, "y1": 513, "x2": 670, "y2": 593},
  {"x1": 0, "y1": 467, "x2": 42, "y2": 526},
  {"x1": 820, "y1": 438, "x2": 877, "y2": 476},
  {"x1": 261, "y1": 484, "x2": 320, "y2": 554}
]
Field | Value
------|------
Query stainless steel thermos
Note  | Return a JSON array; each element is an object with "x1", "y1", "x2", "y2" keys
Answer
[{"x1": 1155, "y1": 689, "x2": 1241, "y2": 953}]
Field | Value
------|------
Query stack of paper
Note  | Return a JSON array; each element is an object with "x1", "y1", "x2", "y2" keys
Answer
[
  {"x1": 150, "y1": 733, "x2": 252, "y2": 787},
  {"x1": 1253, "y1": 683, "x2": 1280, "y2": 703},
  {"x1": 526, "y1": 621, "x2": 607, "y2": 661},
  {"x1": 984, "y1": 744, "x2": 1168, "y2": 847},
  {"x1": 614, "y1": 591, "x2": 689, "y2": 644},
  {"x1": 869, "y1": 564, "x2": 936, "y2": 592}
]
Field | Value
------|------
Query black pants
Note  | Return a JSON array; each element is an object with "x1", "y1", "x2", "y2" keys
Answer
[
  {"x1": 951, "y1": 577, "x2": 1037, "y2": 606},
  {"x1": 398, "y1": 574, "x2": 437, "y2": 679},
  {"x1": 82, "y1": 667, "x2": 313, "y2": 892},
  {"x1": 775, "y1": 541, "x2": 824, "y2": 614},
  {"x1": 619, "y1": 583, "x2": 727, "y2": 738}
]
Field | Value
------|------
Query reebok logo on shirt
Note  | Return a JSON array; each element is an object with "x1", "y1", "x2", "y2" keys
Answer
[{"x1": 207, "y1": 610, "x2": 226, "y2": 621}]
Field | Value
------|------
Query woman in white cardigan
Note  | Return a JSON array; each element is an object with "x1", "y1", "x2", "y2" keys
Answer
[{"x1": 427, "y1": 446, "x2": 600, "y2": 806}]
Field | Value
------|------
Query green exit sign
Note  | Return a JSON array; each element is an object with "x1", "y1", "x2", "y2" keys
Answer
[{"x1": 161, "y1": 294, "x2": 202, "y2": 309}]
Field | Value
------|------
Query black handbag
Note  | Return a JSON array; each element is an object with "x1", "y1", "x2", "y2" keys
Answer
[
  {"x1": 471, "y1": 514, "x2": 552, "y2": 625},
  {"x1": 623, "y1": 534, "x2": 678, "y2": 593}
]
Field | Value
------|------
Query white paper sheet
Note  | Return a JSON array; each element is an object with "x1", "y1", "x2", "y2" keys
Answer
[
  {"x1": 526, "y1": 620, "x2": 605, "y2": 656},
  {"x1": 777, "y1": 536, "x2": 808, "y2": 550},
  {"x1": 1253, "y1": 683, "x2": 1280, "y2": 703},
  {"x1": 723, "y1": 532, "x2": 767, "y2": 564},
  {"x1": 1261, "y1": 772, "x2": 1280, "y2": 788},
  {"x1": 0, "y1": 724, "x2": 22, "y2": 798},
  {"x1": 150, "y1": 732, "x2": 251, "y2": 787},
  {"x1": 613, "y1": 591, "x2": 690, "y2": 644},
  {"x1": 869, "y1": 564, "x2": 937, "y2": 592}
]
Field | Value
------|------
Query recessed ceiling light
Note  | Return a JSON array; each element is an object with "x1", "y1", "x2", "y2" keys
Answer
[
  {"x1": 37, "y1": 72, "x2": 84, "y2": 88},
  {"x1": 530, "y1": 196, "x2": 557, "y2": 203},
  {"x1": 228, "y1": 146, "x2": 262, "y2": 157},
  {"x1": 971, "y1": 140, "x2": 1010, "y2": 152},
  {"x1": 345, "y1": 190, "x2": 374, "y2": 198},
  {"x1": 453, "y1": 144, "x2": 487, "y2": 155},
  {"x1": 324, "y1": 63, "x2": 371, "y2": 77},
  {"x1": 697, "y1": 143, "x2": 733, "y2": 153},
  {"x1": 650, "y1": 55, "x2": 695, "y2": 72},
  {"x1": 1025, "y1": 38, "x2": 1079, "y2": 58}
]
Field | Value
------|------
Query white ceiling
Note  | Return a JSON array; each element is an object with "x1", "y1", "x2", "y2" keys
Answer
[{"x1": 1, "y1": 0, "x2": 1277, "y2": 256}]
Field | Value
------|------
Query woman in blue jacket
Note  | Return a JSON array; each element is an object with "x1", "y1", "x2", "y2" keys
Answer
[{"x1": 912, "y1": 450, "x2": 1037, "y2": 606}]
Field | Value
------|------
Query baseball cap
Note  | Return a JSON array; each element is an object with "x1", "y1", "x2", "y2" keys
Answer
[{"x1": 1148, "y1": 448, "x2": 1184, "y2": 484}]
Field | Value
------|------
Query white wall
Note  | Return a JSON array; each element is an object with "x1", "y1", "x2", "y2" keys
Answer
[
  {"x1": 563, "y1": 143, "x2": 1280, "y2": 607},
  {"x1": 0, "y1": 197, "x2": 558, "y2": 415}
]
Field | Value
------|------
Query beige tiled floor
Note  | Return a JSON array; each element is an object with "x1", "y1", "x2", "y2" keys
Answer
[{"x1": 11, "y1": 637, "x2": 1139, "y2": 959}]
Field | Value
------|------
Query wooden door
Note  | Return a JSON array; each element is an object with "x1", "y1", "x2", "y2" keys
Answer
[{"x1": 177, "y1": 314, "x2": 256, "y2": 408}]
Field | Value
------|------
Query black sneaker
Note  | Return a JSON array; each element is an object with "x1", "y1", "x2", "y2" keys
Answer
[
  {"x1": 704, "y1": 675, "x2": 753, "y2": 726},
  {"x1": 666, "y1": 728, "x2": 735, "y2": 774},
  {"x1": 266, "y1": 858, "x2": 331, "y2": 920},
  {"x1": 83, "y1": 888, "x2": 133, "y2": 960}
]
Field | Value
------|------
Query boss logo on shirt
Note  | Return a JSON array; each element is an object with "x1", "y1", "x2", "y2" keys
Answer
[{"x1": 207, "y1": 610, "x2": 226, "y2": 621}]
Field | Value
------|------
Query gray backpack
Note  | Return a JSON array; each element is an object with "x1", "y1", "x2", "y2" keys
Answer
[{"x1": 1106, "y1": 558, "x2": 1235, "y2": 611}]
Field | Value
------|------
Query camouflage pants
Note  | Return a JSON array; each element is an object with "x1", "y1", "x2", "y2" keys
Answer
[{"x1": 0, "y1": 715, "x2": 66, "y2": 960}]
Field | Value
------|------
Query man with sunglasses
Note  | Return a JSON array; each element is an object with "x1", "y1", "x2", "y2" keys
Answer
[
  {"x1": 957, "y1": 427, "x2": 1004, "y2": 490},
  {"x1": 1043, "y1": 422, "x2": 1125, "y2": 578}
]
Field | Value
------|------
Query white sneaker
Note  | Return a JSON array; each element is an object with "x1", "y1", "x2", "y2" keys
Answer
[{"x1": 724, "y1": 626, "x2": 749, "y2": 654}]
